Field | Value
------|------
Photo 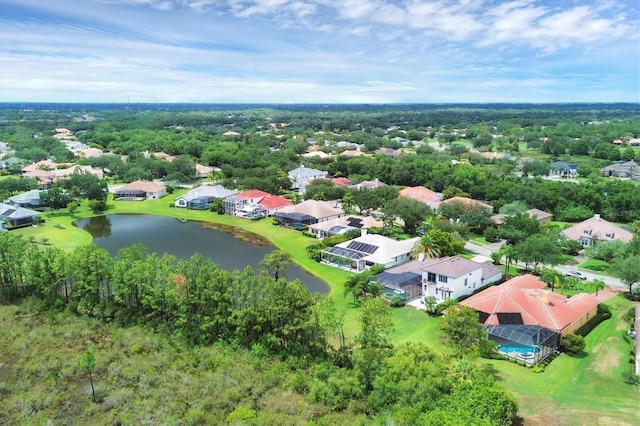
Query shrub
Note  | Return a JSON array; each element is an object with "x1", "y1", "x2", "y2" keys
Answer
[
  {"x1": 622, "y1": 372, "x2": 640, "y2": 385},
  {"x1": 560, "y1": 334, "x2": 585, "y2": 354},
  {"x1": 389, "y1": 295, "x2": 404, "y2": 307},
  {"x1": 576, "y1": 304, "x2": 612, "y2": 336},
  {"x1": 435, "y1": 298, "x2": 459, "y2": 316},
  {"x1": 530, "y1": 365, "x2": 545, "y2": 373}
]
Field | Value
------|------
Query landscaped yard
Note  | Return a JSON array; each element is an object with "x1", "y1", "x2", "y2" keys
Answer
[{"x1": 485, "y1": 295, "x2": 640, "y2": 425}]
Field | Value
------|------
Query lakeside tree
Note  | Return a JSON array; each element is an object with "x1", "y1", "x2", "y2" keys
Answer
[{"x1": 259, "y1": 249, "x2": 293, "y2": 282}]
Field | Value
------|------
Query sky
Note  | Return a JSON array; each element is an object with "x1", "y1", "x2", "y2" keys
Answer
[{"x1": 1, "y1": 0, "x2": 639, "y2": 103}]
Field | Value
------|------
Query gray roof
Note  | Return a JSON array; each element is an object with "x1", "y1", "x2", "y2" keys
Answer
[
  {"x1": 288, "y1": 165, "x2": 328, "y2": 179},
  {"x1": 420, "y1": 256, "x2": 500, "y2": 279},
  {"x1": 176, "y1": 185, "x2": 237, "y2": 202},
  {"x1": 8, "y1": 189, "x2": 43, "y2": 205},
  {"x1": 0, "y1": 203, "x2": 41, "y2": 220}
]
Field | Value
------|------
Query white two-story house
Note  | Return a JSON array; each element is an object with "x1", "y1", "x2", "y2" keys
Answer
[{"x1": 420, "y1": 256, "x2": 502, "y2": 303}]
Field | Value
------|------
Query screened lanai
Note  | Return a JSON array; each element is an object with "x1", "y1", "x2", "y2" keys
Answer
[
  {"x1": 274, "y1": 212, "x2": 316, "y2": 228},
  {"x1": 484, "y1": 324, "x2": 557, "y2": 365}
]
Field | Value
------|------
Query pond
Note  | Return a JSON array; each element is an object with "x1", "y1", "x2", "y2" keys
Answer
[{"x1": 74, "y1": 214, "x2": 329, "y2": 294}]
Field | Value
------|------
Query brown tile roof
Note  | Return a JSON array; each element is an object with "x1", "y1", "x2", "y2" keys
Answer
[
  {"x1": 118, "y1": 180, "x2": 165, "y2": 192},
  {"x1": 279, "y1": 199, "x2": 344, "y2": 219},
  {"x1": 461, "y1": 274, "x2": 599, "y2": 333},
  {"x1": 561, "y1": 214, "x2": 633, "y2": 243},
  {"x1": 525, "y1": 208, "x2": 553, "y2": 221},
  {"x1": 434, "y1": 196, "x2": 493, "y2": 210}
]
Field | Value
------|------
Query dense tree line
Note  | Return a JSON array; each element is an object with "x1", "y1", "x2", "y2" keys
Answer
[{"x1": 2, "y1": 104, "x2": 638, "y2": 219}]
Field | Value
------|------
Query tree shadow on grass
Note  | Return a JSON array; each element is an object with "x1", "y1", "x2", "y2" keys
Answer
[
  {"x1": 480, "y1": 362, "x2": 504, "y2": 382},
  {"x1": 566, "y1": 350, "x2": 589, "y2": 359}
]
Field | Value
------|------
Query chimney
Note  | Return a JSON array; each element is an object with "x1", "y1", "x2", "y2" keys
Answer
[
  {"x1": 361, "y1": 228, "x2": 368, "y2": 236},
  {"x1": 542, "y1": 290, "x2": 549, "y2": 304},
  {"x1": 594, "y1": 214, "x2": 600, "y2": 221},
  {"x1": 418, "y1": 252, "x2": 425, "y2": 262}
]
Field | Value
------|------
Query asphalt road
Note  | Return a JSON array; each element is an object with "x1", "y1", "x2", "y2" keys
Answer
[{"x1": 464, "y1": 240, "x2": 628, "y2": 292}]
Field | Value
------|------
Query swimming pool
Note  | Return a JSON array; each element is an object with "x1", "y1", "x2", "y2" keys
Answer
[
  {"x1": 498, "y1": 343, "x2": 541, "y2": 357},
  {"x1": 382, "y1": 287, "x2": 409, "y2": 299}
]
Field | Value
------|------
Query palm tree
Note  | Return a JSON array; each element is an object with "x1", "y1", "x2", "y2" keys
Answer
[
  {"x1": 496, "y1": 244, "x2": 517, "y2": 277},
  {"x1": 591, "y1": 279, "x2": 606, "y2": 297},
  {"x1": 411, "y1": 234, "x2": 441, "y2": 260}
]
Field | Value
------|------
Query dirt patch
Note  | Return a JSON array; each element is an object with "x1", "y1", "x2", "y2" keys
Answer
[
  {"x1": 200, "y1": 222, "x2": 271, "y2": 246},
  {"x1": 589, "y1": 342, "x2": 620, "y2": 377}
]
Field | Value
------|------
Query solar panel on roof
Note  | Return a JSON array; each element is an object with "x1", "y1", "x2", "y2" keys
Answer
[
  {"x1": 346, "y1": 217, "x2": 363, "y2": 228},
  {"x1": 347, "y1": 240, "x2": 378, "y2": 254},
  {"x1": 497, "y1": 313, "x2": 524, "y2": 325},
  {"x1": 325, "y1": 246, "x2": 366, "y2": 260}
]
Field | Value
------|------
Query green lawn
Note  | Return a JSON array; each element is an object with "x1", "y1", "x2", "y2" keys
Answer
[{"x1": 580, "y1": 258, "x2": 611, "y2": 273}]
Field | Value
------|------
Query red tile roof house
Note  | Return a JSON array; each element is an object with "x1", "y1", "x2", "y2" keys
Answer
[
  {"x1": 114, "y1": 180, "x2": 166, "y2": 200},
  {"x1": 399, "y1": 186, "x2": 442, "y2": 208},
  {"x1": 460, "y1": 274, "x2": 599, "y2": 364},
  {"x1": 560, "y1": 214, "x2": 634, "y2": 247},
  {"x1": 259, "y1": 194, "x2": 292, "y2": 216},
  {"x1": 223, "y1": 189, "x2": 270, "y2": 216}
]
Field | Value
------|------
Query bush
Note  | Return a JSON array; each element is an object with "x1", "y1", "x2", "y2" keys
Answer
[
  {"x1": 576, "y1": 304, "x2": 611, "y2": 337},
  {"x1": 560, "y1": 334, "x2": 585, "y2": 354},
  {"x1": 435, "y1": 299, "x2": 459, "y2": 316},
  {"x1": 622, "y1": 372, "x2": 640, "y2": 385},
  {"x1": 389, "y1": 295, "x2": 404, "y2": 307}
]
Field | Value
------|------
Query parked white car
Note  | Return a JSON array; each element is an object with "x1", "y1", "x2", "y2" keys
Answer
[{"x1": 565, "y1": 270, "x2": 588, "y2": 280}]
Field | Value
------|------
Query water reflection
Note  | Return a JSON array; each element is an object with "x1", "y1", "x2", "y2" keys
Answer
[
  {"x1": 74, "y1": 214, "x2": 329, "y2": 294},
  {"x1": 81, "y1": 215, "x2": 112, "y2": 238}
]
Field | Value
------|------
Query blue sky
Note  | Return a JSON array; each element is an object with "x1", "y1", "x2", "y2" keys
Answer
[{"x1": 1, "y1": 0, "x2": 638, "y2": 103}]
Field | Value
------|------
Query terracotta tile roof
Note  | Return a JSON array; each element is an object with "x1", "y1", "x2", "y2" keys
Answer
[
  {"x1": 238, "y1": 189, "x2": 271, "y2": 200},
  {"x1": 399, "y1": 186, "x2": 441, "y2": 204},
  {"x1": 331, "y1": 177, "x2": 353, "y2": 187},
  {"x1": 259, "y1": 195, "x2": 291, "y2": 210},
  {"x1": 461, "y1": 274, "x2": 599, "y2": 333}
]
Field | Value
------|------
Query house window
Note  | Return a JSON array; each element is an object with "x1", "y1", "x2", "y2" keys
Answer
[
  {"x1": 464, "y1": 278, "x2": 468, "y2": 287},
  {"x1": 427, "y1": 272, "x2": 436, "y2": 282},
  {"x1": 438, "y1": 275, "x2": 448, "y2": 284}
]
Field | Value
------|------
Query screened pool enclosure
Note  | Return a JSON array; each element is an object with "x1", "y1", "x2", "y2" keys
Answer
[{"x1": 484, "y1": 324, "x2": 557, "y2": 364}]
